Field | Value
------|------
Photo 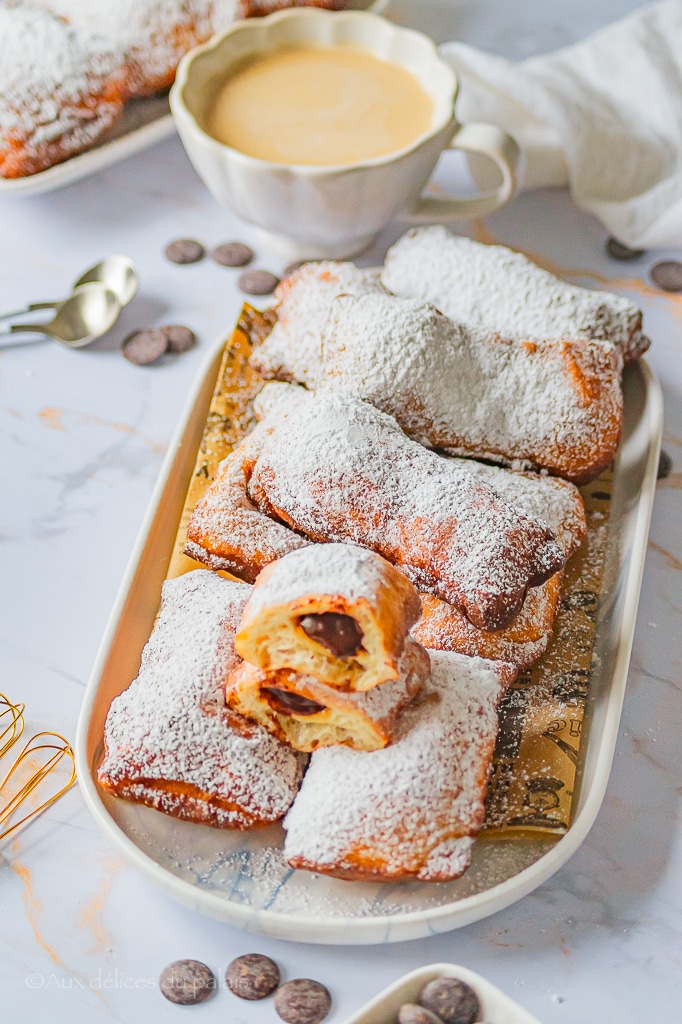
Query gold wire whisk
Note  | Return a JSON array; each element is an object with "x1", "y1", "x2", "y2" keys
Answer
[
  {"x1": 0, "y1": 692, "x2": 25, "y2": 759},
  {"x1": 0, "y1": 731, "x2": 76, "y2": 842}
]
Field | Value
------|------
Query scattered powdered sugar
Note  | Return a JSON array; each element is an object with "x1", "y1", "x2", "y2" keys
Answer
[
  {"x1": 315, "y1": 290, "x2": 624, "y2": 483},
  {"x1": 242, "y1": 542, "x2": 416, "y2": 621},
  {"x1": 283, "y1": 650, "x2": 513, "y2": 881},
  {"x1": 98, "y1": 570, "x2": 306, "y2": 826},
  {"x1": 247, "y1": 393, "x2": 565, "y2": 630},
  {"x1": 250, "y1": 261, "x2": 383, "y2": 385},
  {"x1": 0, "y1": 6, "x2": 127, "y2": 175},
  {"x1": 382, "y1": 225, "x2": 647, "y2": 361}
]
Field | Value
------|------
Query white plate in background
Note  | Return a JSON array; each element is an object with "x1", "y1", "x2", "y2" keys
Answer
[{"x1": 0, "y1": 0, "x2": 388, "y2": 197}]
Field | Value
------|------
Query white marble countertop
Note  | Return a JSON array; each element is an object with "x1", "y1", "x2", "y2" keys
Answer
[{"x1": 1, "y1": 2, "x2": 680, "y2": 1022}]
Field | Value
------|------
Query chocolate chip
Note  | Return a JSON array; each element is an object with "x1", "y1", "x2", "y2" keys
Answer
[
  {"x1": 282, "y1": 261, "x2": 306, "y2": 277},
  {"x1": 164, "y1": 239, "x2": 205, "y2": 264},
  {"x1": 159, "y1": 960, "x2": 216, "y2": 1005},
  {"x1": 658, "y1": 449, "x2": 672, "y2": 479},
  {"x1": 122, "y1": 328, "x2": 168, "y2": 365},
  {"x1": 650, "y1": 260, "x2": 682, "y2": 292},
  {"x1": 162, "y1": 324, "x2": 197, "y2": 354},
  {"x1": 606, "y1": 237, "x2": 645, "y2": 261},
  {"x1": 262, "y1": 688, "x2": 326, "y2": 717},
  {"x1": 275, "y1": 979, "x2": 332, "y2": 1024},
  {"x1": 238, "y1": 269, "x2": 281, "y2": 296},
  {"x1": 419, "y1": 978, "x2": 481, "y2": 1024},
  {"x1": 299, "y1": 612, "x2": 364, "y2": 658},
  {"x1": 226, "y1": 953, "x2": 280, "y2": 1000},
  {"x1": 212, "y1": 242, "x2": 255, "y2": 267},
  {"x1": 398, "y1": 1004, "x2": 445, "y2": 1024}
]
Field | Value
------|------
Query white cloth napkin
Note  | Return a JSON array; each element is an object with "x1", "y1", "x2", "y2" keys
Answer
[{"x1": 440, "y1": 0, "x2": 682, "y2": 248}]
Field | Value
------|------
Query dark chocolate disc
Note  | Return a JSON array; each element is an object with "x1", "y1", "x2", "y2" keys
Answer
[
  {"x1": 212, "y1": 242, "x2": 254, "y2": 267},
  {"x1": 164, "y1": 239, "x2": 205, "y2": 265},
  {"x1": 238, "y1": 269, "x2": 281, "y2": 296},
  {"x1": 159, "y1": 960, "x2": 216, "y2": 1005},
  {"x1": 398, "y1": 1004, "x2": 445, "y2": 1024},
  {"x1": 658, "y1": 449, "x2": 672, "y2": 479},
  {"x1": 419, "y1": 978, "x2": 481, "y2": 1024},
  {"x1": 122, "y1": 328, "x2": 168, "y2": 365},
  {"x1": 162, "y1": 324, "x2": 197, "y2": 354},
  {"x1": 225, "y1": 953, "x2": 280, "y2": 1000},
  {"x1": 606, "y1": 237, "x2": 645, "y2": 261},
  {"x1": 650, "y1": 260, "x2": 682, "y2": 292},
  {"x1": 274, "y1": 979, "x2": 332, "y2": 1024}
]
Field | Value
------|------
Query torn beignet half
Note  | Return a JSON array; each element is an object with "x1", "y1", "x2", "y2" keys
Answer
[
  {"x1": 283, "y1": 650, "x2": 516, "y2": 882},
  {"x1": 246, "y1": 394, "x2": 566, "y2": 631},
  {"x1": 225, "y1": 639, "x2": 429, "y2": 752},
  {"x1": 97, "y1": 570, "x2": 306, "y2": 828},
  {"x1": 382, "y1": 225, "x2": 649, "y2": 362},
  {"x1": 235, "y1": 544, "x2": 423, "y2": 691}
]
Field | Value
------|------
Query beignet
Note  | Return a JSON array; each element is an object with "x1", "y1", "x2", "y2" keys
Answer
[
  {"x1": 98, "y1": 570, "x2": 306, "y2": 828},
  {"x1": 235, "y1": 544, "x2": 422, "y2": 690},
  {"x1": 225, "y1": 639, "x2": 429, "y2": 752},
  {"x1": 382, "y1": 225, "x2": 649, "y2": 362},
  {"x1": 0, "y1": 6, "x2": 128, "y2": 179},
  {"x1": 312, "y1": 291, "x2": 624, "y2": 483},
  {"x1": 413, "y1": 464, "x2": 586, "y2": 667},
  {"x1": 283, "y1": 650, "x2": 516, "y2": 881},
  {"x1": 246, "y1": 394, "x2": 566, "y2": 631}
]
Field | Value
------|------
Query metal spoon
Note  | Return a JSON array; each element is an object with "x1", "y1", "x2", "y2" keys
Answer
[
  {"x1": 0, "y1": 283, "x2": 121, "y2": 348},
  {"x1": 0, "y1": 255, "x2": 137, "y2": 320}
]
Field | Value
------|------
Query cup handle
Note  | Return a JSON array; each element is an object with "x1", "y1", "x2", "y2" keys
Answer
[{"x1": 407, "y1": 121, "x2": 520, "y2": 222}]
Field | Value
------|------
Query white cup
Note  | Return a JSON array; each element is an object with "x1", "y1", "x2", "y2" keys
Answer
[{"x1": 170, "y1": 9, "x2": 519, "y2": 259}]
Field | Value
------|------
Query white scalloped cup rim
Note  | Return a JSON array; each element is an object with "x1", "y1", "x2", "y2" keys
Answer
[{"x1": 171, "y1": 9, "x2": 456, "y2": 174}]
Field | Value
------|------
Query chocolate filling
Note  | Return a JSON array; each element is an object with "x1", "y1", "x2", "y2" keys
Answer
[
  {"x1": 262, "y1": 687, "x2": 326, "y2": 717},
  {"x1": 298, "y1": 612, "x2": 364, "y2": 658}
]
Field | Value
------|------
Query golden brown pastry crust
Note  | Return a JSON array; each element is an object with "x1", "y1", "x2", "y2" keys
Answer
[{"x1": 225, "y1": 639, "x2": 430, "y2": 752}]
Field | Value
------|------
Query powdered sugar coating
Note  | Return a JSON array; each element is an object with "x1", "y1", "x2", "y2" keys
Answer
[
  {"x1": 283, "y1": 650, "x2": 514, "y2": 881},
  {"x1": 250, "y1": 261, "x2": 383, "y2": 385},
  {"x1": 0, "y1": 6, "x2": 127, "y2": 177},
  {"x1": 247, "y1": 394, "x2": 566, "y2": 630},
  {"x1": 316, "y1": 290, "x2": 623, "y2": 483},
  {"x1": 98, "y1": 570, "x2": 306, "y2": 827},
  {"x1": 382, "y1": 225, "x2": 648, "y2": 362},
  {"x1": 186, "y1": 423, "x2": 309, "y2": 580},
  {"x1": 26, "y1": 0, "x2": 239, "y2": 96}
]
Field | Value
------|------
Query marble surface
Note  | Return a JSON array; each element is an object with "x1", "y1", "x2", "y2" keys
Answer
[{"x1": 1, "y1": 2, "x2": 680, "y2": 1022}]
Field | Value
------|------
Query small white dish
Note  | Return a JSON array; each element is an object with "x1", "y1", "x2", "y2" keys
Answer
[{"x1": 344, "y1": 964, "x2": 542, "y2": 1024}]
